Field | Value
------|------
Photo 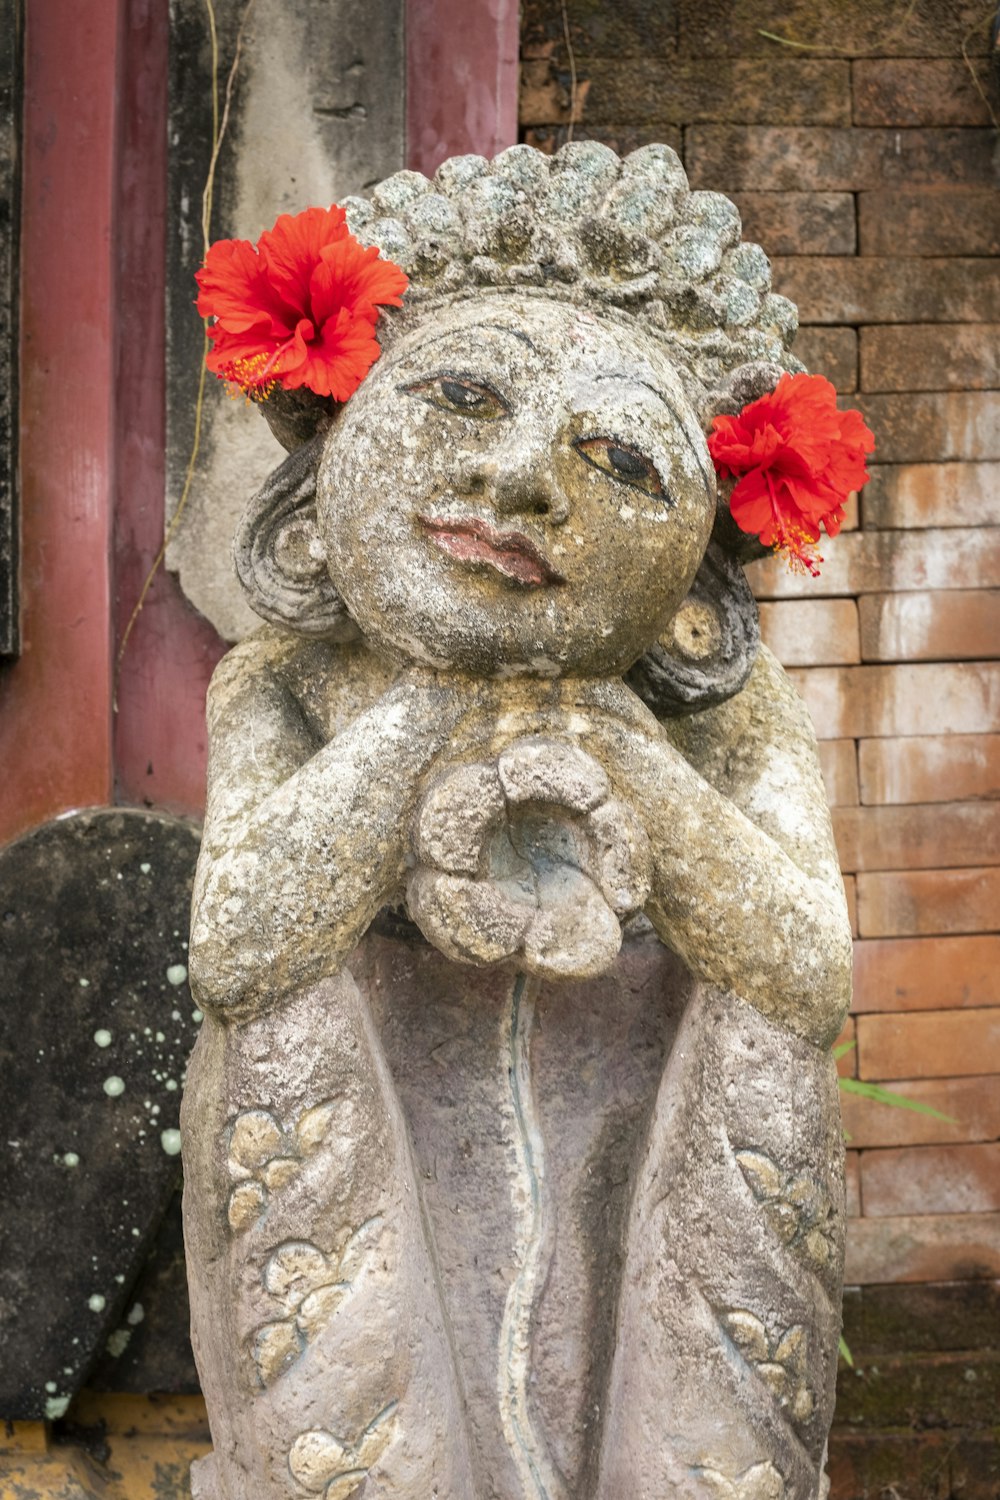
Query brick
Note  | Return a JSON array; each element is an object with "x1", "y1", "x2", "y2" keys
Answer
[
  {"x1": 859, "y1": 736, "x2": 1000, "y2": 805},
  {"x1": 844, "y1": 873, "x2": 857, "y2": 937},
  {"x1": 749, "y1": 530, "x2": 1000, "y2": 600},
  {"x1": 773, "y1": 258, "x2": 1000, "y2": 324},
  {"x1": 758, "y1": 598, "x2": 859, "y2": 666},
  {"x1": 523, "y1": 124, "x2": 683, "y2": 158},
  {"x1": 833, "y1": 1348, "x2": 1000, "y2": 1428},
  {"x1": 863, "y1": 463, "x2": 1000, "y2": 529},
  {"x1": 856, "y1": 393, "x2": 1000, "y2": 463},
  {"x1": 792, "y1": 326, "x2": 857, "y2": 391},
  {"x1": 857, "y1": 867, "x2": 1000, "y2": 938},
  {"x1": 841, "y1": 1280, "x2": 1000, "y2": 1354},
  {"x1": 845, "y1": 1149, "x2": 861, "y2": 1216},
  {"x1": 686, "y1": 127, "x2": 998, "y2": 191},
  {"x1": 676, "y1": 0, "x2": 995, "y2": 59},
  {"x1": 840, "y1": 1076, "x2": 1000, "y2": 1148},
  {"x1": 853, "y1": 935, "x2": 1000, "y2": 1013},
  {"x1": 819, "y1": 739, "x2": 859, "y2": 807},
  {"x1": 859, "y1": 591, "x2": 1000, "y2": 663},
  {"x1": 857, "y1": 1008, "x2": 1000, "y2": 1079},
  {"x1": 828, "y1": 1432, "x2": 952, "y2": 1500},
  {"x1": 835, "y1": 488, "x2": 859, "y2": 532},
  {"x1": 853, "y1": 58, "x2": 996, "y2": 128},
  {"x1": 520, "y1": 60, "x2": 590, "y2": 127},
  {"x1": 836, "y1": 1016, "x2": 857, "y2": 1078},
  {"x1": 791, "y1": 664, "x2": 1000, "y2": 741},
  {"x1": 728, "y1": 192, "x2": 855, "y2": 256},
  {"x1": 833, "y1": 804, "x2": 1000, "y2": 873},
  {"x1": 520, "y1": 57, "x2": 851, "y2": 126},
  {"x1": 521, "y1": 1, "x2": 677, "y2": 60},
  {"x1": 843, "y1": 1211, "x2": 1000, "y2": 1284},
  {"x1": 861, "y1": 325, "x2": 1000, "y2": 393},
  {"x1": 949, "y1": 1437, "x2": 1000, "y2": 1500},
  {"x1": 861, "y1": 1143, "x2": 1000, "y2": 1217},
  {"x1": 858, "y1": 189, "x2": 1000, "y2": 257}
]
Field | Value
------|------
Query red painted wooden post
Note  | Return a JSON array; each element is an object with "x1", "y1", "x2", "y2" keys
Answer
[
  {"x1": 0, "y1": 0, "x2": 121, "y2": 845},
  {"x1": 112, "y1": 0, "x2": 225, "y2": 819},
  {"x1": 405, "y1": 0, "x2": 520, "y2": 177},
  {"x1": 2, "y1": 0, "x2": 520, "y2": 849}
]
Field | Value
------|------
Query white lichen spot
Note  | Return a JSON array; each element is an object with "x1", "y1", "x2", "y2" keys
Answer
[
  {"x1": 160, "y1": 1128, "x2": 182, "y2": 1156},
  {"x1": 166, "y1": 963, "x2": 188, "y2": 986},
  {"x1": 45, "y1": 1380, "x2": 57, "y2": 1393},
  {"x1": 88, "y1": 1294, "x2": 106, "y2": 1313},
  {"x1": 63, "y1": 1152, "x2": 80, "y2": 1168},
  {"x1": 45, "y1": 1395, "x2": 70, "y2": 1420},
  {"x1": 139, "y1": 862, "x2": 151, "y2": 874},
  {"x1": 155, "y1": 1031, "x2": 165, "y2": 1043},
  {"x1": 192, "y1": 1009, "x2": 203, "y2": 1023},
  {"x1": 93, "y1": 1029, "x2": 112, "y2": 1048},
  {"x1": 103, "y1": 1076, "x2": 125, "y2": 1098},
  {"x1": 106, "y1": 1328, "x2": 131, "y2": 1358},
  {"x1": 127, "y1": 1302, "x2": 145, "y2": 1326},
  {"x1": 78, "y1": 978, "x2": 90, "y2": 988}
]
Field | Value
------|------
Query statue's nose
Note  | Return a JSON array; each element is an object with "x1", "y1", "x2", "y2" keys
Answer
[{"x1": 463, "y1": 447, "x2": 569, "y2": 525}]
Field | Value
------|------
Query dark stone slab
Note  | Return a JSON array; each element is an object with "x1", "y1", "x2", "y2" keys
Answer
[
  {"x1": 0, "y1": 809, "x2": 202, "y2": 1418},
  {"x1": 88, "y1": 1189, "x2": 200, "y2": 1394}
]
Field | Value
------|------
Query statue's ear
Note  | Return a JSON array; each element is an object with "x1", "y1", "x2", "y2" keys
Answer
[
  {"x1": 233, "y1": 432, "x2": 359, "y2": 639},
  {"x1": 625, "y1": 542, "x2": 760, "y2": 717}
]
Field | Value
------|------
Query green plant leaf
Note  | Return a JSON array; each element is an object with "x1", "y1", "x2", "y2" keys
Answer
[
  {"x1": 838, "y1": 1077, "x2": 957, "y2": 1123},
  {"x1": 833, "y1": 1040, "x2": 857, "y2": 1060},
  {"x1": 838, "y1": 1334, "x2": 854, "y2": 1367}
]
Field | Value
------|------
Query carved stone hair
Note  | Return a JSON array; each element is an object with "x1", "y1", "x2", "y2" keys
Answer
[
  {"x1": 342, "y1": 142, "x2": 801, "y2": 401},
  {"x1": 241, "y1": 143, "x2": 810, "y2": 713}
]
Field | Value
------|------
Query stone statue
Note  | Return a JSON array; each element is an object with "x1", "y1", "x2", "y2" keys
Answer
[{"x1": 182, "y1": 143, "x2": 852, "y2": 1500}]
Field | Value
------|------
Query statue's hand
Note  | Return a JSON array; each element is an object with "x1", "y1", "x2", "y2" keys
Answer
[{"x1": 406, "y1": 736, "x2": 652, "y2": 979}]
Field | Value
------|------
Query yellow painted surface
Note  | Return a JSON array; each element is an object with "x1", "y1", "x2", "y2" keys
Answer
[{"x1": 0, "y1": 1395, "x2": 210, "y2": 1499}]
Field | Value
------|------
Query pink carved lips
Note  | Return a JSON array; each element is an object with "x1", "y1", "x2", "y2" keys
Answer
[{"x1": 418, "y1": 514, "x2": 566, "y2": 588}]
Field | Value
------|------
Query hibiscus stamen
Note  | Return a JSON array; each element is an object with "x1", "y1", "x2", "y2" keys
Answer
[
  {"x1": 764, "y1": 471, "x2": 822, "y2": 576},
  {"x1": 221, "y1": 351, "x2": 279, "y2": 404}
]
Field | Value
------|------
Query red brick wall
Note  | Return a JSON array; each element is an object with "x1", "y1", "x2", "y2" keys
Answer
[{"x1": 522, "y1": 5, "x2": 999, "y2": 1492}]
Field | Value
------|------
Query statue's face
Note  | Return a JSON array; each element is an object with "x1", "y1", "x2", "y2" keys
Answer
[{"x1": 317, "y1": 297, "x2": 716, "y2": 676}]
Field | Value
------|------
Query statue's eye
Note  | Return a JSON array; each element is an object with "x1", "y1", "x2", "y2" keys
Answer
[
  {"x1": 573, "y1": 436, "x2": 667, "y2": 500},
  {"x1": 404, "y1": 375, "x2": 509, "y2": 421}
]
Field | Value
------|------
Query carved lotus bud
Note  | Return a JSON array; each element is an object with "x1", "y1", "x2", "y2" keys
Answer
[{"x1": 407, "y1": 737, "x2": 651, "y2": 979}]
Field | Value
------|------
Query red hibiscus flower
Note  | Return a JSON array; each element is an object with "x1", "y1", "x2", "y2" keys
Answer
[
  {"x1": 707, "y1": 373, "x2": 875, "y2": 575},
  {"x1": 195, "y1": 204, "x2": 408, "y2": 402}
]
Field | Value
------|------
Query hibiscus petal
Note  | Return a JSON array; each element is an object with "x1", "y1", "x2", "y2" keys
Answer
[
  {"x1": 276, "y1": 308, "x2": 381, "y2": 402},
  {"x1": 310, "y1": 237, "x2": 409, "y2": 328},
  {"x1": 709, "y1": 371, "x2": 875, "y2": 576},
  {"x1": 196, "y1": 238, "x2": 291, "y2": 336},
  {"x1": 728, "y1": 471, "x2": 779, "y2": 545},
  {"x1": 257, "y1": 205, "x2": 349, "y2": 313}
]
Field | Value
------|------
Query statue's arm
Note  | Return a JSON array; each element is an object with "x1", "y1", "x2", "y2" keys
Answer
[
  {"x1": 580, "y1": 650, "x2": 851, "y2": 1046},
  {"x1": 188, "y1": 641, "x2": 467, "y2": 1018}
]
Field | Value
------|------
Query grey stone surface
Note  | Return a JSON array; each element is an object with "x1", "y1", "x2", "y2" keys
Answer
[
  {"x1": 0, "y1": 809, "x2": 201, "y2": 1419},
  {"x1": 166, "y1": 0, "x2": 405, "y2": 642},
  {"x1": 183, "y1": 145, "x2": 850, "y2": 1499}
]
